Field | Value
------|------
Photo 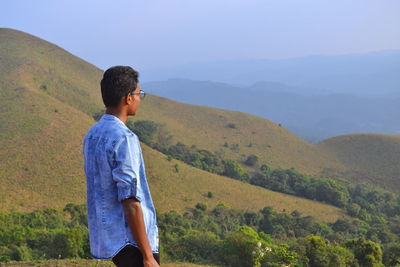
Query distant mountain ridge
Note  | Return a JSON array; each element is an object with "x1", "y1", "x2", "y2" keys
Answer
[
  {"x1": 143, "y1": 79, "x2": 400, "y2": 143},
  {"x1": 143, "y1": 50, "x2": 400, "y2": 96}
]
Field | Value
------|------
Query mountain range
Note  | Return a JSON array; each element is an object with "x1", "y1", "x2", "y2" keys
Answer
[
  {"x1": 143, "y1": 79, "x2": 400, "y2": 143},
  {"x1": 143, "y1": 50, "x2": 400, "y2": 96}
]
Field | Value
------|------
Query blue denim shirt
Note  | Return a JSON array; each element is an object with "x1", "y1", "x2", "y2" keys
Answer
[{"x1": 83, "y1": 114, "x2": 159, "y2": 259}]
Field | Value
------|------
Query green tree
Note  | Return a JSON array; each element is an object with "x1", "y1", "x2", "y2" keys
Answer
[
  {"x1": 10, "y1": 245, "x2": 32, "y2": 261},
  {"x1": 260, "y1": 164, "x2": 271, "y2": 173},
  {"x1": 129, "y1": 120, "x2": 160, "y2": 146},
  {"x1": 328, "y1": 246, "x2": 356, "y2": 267},
  {"x1": 261, "y1": 244, "x2": 299, "y2": 267},
  {"x1": 51, "y1": 228, "x2": 88, "y2": 258},
  {"x1": 171, "y1": 230, "x2": 221, "y2": 264},
  {"x1": 245, "y1": 155, "x2": 259, "y2": 166},
  {"x1": 223, "y1": 160, "x2": 246, "y2": 180},
  {"x1": 222, "y1": 226, "x2": 266, "y2": 267},
  {"x1": 315, "y1": 179, "x2": 349, "y2": 208},
  {"x1": 0, "y1": 246, "x2": 12, "y2": 262},
  {"x1": 154, "y1": 123, "x2": 173, "y2": 151},
  {"x1": 63, "y1": 203, "x2": 87, "y2": 227},
  {"x1": 345, "y1": 238, "x2": 383, "y2": 267},
  {"x1": 383, "y1": 243, "x2": 400, "y2": 267},
  {"x1": 346, "y1": 203, "x2": 362, "y2": 217},
  {"x1": 299, "y1": 235, "x2": 330, "y2": 267}
]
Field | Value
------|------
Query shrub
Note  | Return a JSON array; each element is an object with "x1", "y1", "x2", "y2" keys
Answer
[
  {"x1": 345, "y1": 238, "x2": 383, "y2": 267},
  {"x1": 195, "y1": 203, "x2": 207, "y2": 212},
  {"x1": 383, "y1": 243, "x2": 400, "y2": 267},
  {"x1": 174, "y1": 163, "x2": 180, "y2": 173},
  {"x1": 169, "y1": 230, "x2": 221, "y2": 264},
  {"x1": 260, "y1": 164, "x2": 271, "y2": 172},
  {"x1": 222, "y1": 226, "x2": 273, "y2": 267},
  {"x1": 245, "y1": 155, "x2": 259, "y2": 166},
  {"x1": 129, "y1": 120, "x2": 159, "y2": 146},
  {"x1": 223, "y1": 160, "x2": 246, "y2": 180}
]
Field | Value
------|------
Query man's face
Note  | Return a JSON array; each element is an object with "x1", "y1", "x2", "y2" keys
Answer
[{"x1": 127, "y1": 84, "x2": 141, "y2": 116}]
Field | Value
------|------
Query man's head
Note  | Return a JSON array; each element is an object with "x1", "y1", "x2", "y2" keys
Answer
[{"x1": 101, "y1": 66, "x2": 141, "y2": 116}]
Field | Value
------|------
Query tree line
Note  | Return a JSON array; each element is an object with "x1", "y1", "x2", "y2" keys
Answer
[
  {"x1": 1, "y1": 203, "x2": 400, "y2": 266},
  {"x1": 128, "y1": 120, "x2": 400, "y2": 221}
]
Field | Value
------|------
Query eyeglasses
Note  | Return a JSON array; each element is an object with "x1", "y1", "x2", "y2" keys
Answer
[{"x1": 130, "y1": 90, "x2": 146, "y2": 100}]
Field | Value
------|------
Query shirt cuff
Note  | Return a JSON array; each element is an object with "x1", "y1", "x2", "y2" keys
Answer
[{"x1": 117, "y1": 182, "x2": 141, "y2": 202}]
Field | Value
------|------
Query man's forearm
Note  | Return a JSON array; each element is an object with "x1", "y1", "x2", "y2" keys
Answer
[{"x1": 122, "y1": 198, "x2": 154, "y2": 259}]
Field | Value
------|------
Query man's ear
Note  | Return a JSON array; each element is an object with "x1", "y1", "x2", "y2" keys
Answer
[{"x1": 125, "y1": 94, "x2": 134, "y2": 104}]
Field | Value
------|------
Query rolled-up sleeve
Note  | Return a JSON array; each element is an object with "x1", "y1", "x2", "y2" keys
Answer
[{"x1": 112, "y1": 134, "x2": 141, "y2": 202}]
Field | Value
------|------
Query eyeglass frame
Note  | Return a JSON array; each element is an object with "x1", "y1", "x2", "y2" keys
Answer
[{"x1": 130, "y1": 89, "x2": 146, "y2": 100}]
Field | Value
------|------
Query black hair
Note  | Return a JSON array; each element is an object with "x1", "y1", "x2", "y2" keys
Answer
[{"x1": 100, "y1": 66, "x2": 139, "y2": 107}]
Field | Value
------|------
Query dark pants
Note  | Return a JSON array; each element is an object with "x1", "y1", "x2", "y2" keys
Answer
[{"x1": 112, "y1": 245, "x2": 160, "y2": 267}]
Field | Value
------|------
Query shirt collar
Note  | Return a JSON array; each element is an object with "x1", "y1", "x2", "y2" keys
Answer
[{"x1": 101, "y1": 114, "x2": 126, "y2": 127}]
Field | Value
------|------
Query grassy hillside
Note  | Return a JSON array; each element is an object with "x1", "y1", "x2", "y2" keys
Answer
[
  {"x1": 0, "y1": 28, "x2": 103, "y2": 115},
  {"x1": 318, "y1": 133, "x2": 400, "y2": 192},
  {"x1": 0, "y1": 82, "x2": 93, "y2": 211},
  {"x1": 0, "y1": 81, "x2": 343, "y2": 222},
  {"x1": 0, "y1": 82, "x2": 344, "y2": 220},
  {"x1": 0, "y1": 28, "x2": 345, "y2": 222},
  {"x1": 0, "y1": 27, "x2": 396, "y2": 220},
  {"x1": 0, "y1": 28, "x2": 342, "y2": 177},
  {"x1": 0, "y1": 28, "x2": 103, "y2": 211},
  {"x1": 143, "y1": 145, "x2": 344, "y2": 222},
  {"x1": 135, "y1": 95, "x2": 343, "y2": 175}
]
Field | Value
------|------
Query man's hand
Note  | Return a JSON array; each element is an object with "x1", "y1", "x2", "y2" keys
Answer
[{"x1": 143, "y1": 256, "x2": 160, "y2": 267}]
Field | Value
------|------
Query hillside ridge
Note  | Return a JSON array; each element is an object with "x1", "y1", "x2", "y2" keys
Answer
[{"x1": 0, "y1": 28, "x2": 399, "y2": 218}]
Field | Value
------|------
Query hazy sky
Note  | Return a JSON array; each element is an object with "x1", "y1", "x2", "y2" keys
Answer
[{"x1": 2, "y1": 0, "x2": 400, "y2": 70}]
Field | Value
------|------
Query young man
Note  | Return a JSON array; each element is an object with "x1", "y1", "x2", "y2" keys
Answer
[{"x1": 83, "y1": 66, "x2": 160, "y2": 267}]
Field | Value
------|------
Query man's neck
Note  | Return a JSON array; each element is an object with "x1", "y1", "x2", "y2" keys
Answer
[{"x1": 105, "y1": 108, "x2": 128, "y2": 124}]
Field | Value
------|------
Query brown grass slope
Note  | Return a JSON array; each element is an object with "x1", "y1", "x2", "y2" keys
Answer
[
  {"x1": 0, "y1": 84, "x2": 343, "y2": 221},
  {"x1": 0, "y1": 79, "x2": 344, "y2": 221},
  {"x1": 0, "y1": 81, "x2": 93, "y2": 211},
  {"x1": 0, "y1": 28, "x2": 103, "y2": 116},
  {"x1": 0, "y1": 28, "x2": 103, "y2": 211},
  {"x1": 143, "y1": 145, "x2": 344, "y2": 222},
  {"x1": 0, "y1": 28, "x2": 345, "y2": 221},
  {"x1": 135, "y1": 95, "x2": 343, "y2": 175},
  {"x1": 0, "y1": 28, "x2": 395, "y2": 219},
  {"x1": 318, "y1": 133, "x2": 400, "y2": 193},
  {"x1": 0, "y1": 28, "x2": 367, "y2": 183},
  {"x1": 0, "y1": 28, "x2": 342, "y2": 178},
  {"x1": 0, "y1": 78, "x2": 344, "y2": 221}
]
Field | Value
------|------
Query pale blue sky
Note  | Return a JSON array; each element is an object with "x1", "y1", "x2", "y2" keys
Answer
[{"x1": 2, "y1": 0, "x2": 400, "y2": 70}]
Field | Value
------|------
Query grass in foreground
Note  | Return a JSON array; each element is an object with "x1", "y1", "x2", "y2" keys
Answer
[{"x1": 0, "y1": 259, "x2": 218, "y2": 267}]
